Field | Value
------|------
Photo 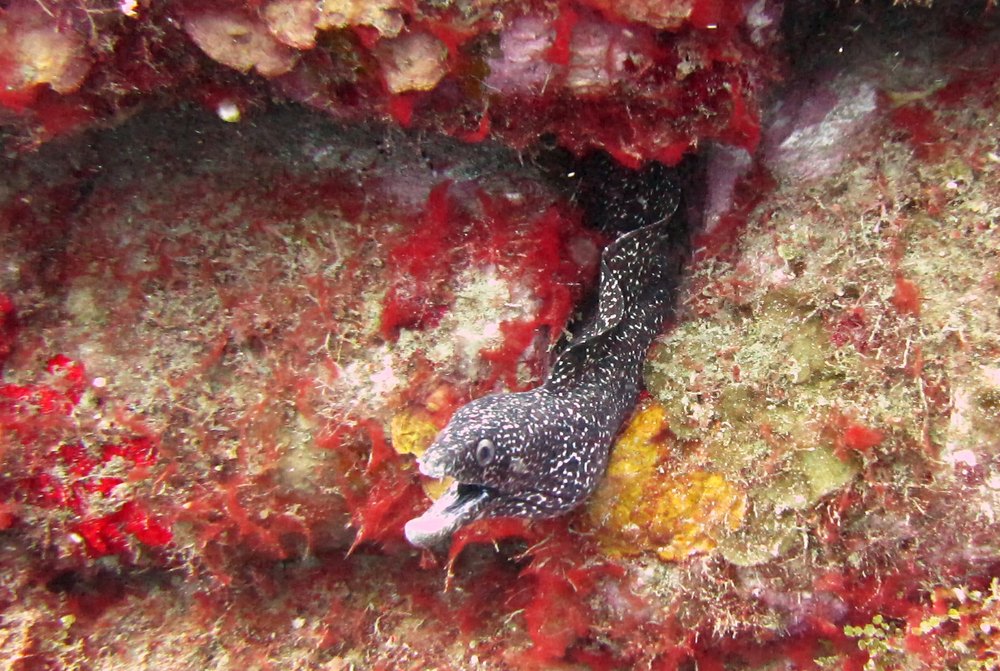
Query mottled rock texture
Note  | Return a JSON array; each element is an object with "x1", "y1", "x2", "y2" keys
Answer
[{"x1": 1, "y1": 2, "x2": 999, "y2": 670}]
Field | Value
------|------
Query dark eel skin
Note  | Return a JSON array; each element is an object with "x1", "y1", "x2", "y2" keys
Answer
[{"x1": 404, "y1": 155, "x2": 689, "y2": 549}]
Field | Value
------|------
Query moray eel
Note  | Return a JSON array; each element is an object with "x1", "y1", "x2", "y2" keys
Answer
[{"x1": 404, "y1": 157, "x2": 687, "y2": 549}]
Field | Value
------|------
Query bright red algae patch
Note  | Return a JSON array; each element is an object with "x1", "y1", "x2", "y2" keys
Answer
[
  {"x1": 1, "y1": 351, "x2": 171, "y2": 561},
  {"x1": 892, "y1": 274, "x2": 922, "y2": 316},
  {"x1": 380, "y1": 182, "x2": 457, "y2": 338}
]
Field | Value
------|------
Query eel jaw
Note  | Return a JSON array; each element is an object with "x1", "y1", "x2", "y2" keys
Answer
[{"x1": 404, "y1": 482, "x2": 495, "y2": 549}]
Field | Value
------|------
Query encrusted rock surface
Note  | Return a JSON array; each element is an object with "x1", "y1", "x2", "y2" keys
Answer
[{"x1": 1, "y1": 2, "x2": 999, "y2": 670}]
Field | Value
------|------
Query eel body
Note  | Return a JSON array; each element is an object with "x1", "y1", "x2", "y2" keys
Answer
[{"x1": 404, "y1": 160, "x2": 686, "y2": 548}]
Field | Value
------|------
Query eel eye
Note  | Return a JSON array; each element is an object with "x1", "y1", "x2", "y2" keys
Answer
[{"x1": 475, "y1": 438, "x2": 496, "y2": 466}]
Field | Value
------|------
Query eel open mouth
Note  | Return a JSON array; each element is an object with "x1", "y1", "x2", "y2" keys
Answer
[{"x1": 403, "y1": 482, "x2": 496, "y2": 549}]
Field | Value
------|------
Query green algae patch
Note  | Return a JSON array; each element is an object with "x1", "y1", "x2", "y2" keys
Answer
[
  {"x1": 718, "y1": 508, "x2": 801, "y2": 567},
  {"x1": 646, "y1": 297, "x2": 852, "y2": 465},
  {"x1": 644, "y1": 297, "x2": 865, "y2": 564},
  {"x1": 715, "y1": 444, "x2": 857, "y2": 567},
  {"x1": 799, "y1": 445, "x2": 856, "y2": 500}
]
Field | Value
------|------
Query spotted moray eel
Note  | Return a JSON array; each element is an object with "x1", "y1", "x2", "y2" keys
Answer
[{"x1": 405, "y1": 157, "x2": 687, "y2": 548}]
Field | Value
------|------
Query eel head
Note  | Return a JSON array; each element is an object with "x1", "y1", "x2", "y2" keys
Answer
[{"x1": 404, "y1": 390, "x2": 575, "y2": 548}]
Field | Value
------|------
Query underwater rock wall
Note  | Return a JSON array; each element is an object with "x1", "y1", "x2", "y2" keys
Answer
[
  {"x1": 1, "y1": 2, "x2": 999, "y2": 670},
  {"x1": 0, "y1": 0, "x2": 778, "y2": 164}
]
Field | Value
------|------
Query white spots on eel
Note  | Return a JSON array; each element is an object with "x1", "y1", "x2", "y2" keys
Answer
[{"x1": 405, "y1": 158, "x2": 688, "y2": 549}]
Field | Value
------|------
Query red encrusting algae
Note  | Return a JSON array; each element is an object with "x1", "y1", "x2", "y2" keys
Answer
[
  {"x1": 1, "y1": 5, "x2": 999, "y2": 670},
  {"x1": 0, "y1": 0, "x2": 778, "y2": 161},
  {"x1": 1, "y1": 355, "x2": 172, "y2": 561}
]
